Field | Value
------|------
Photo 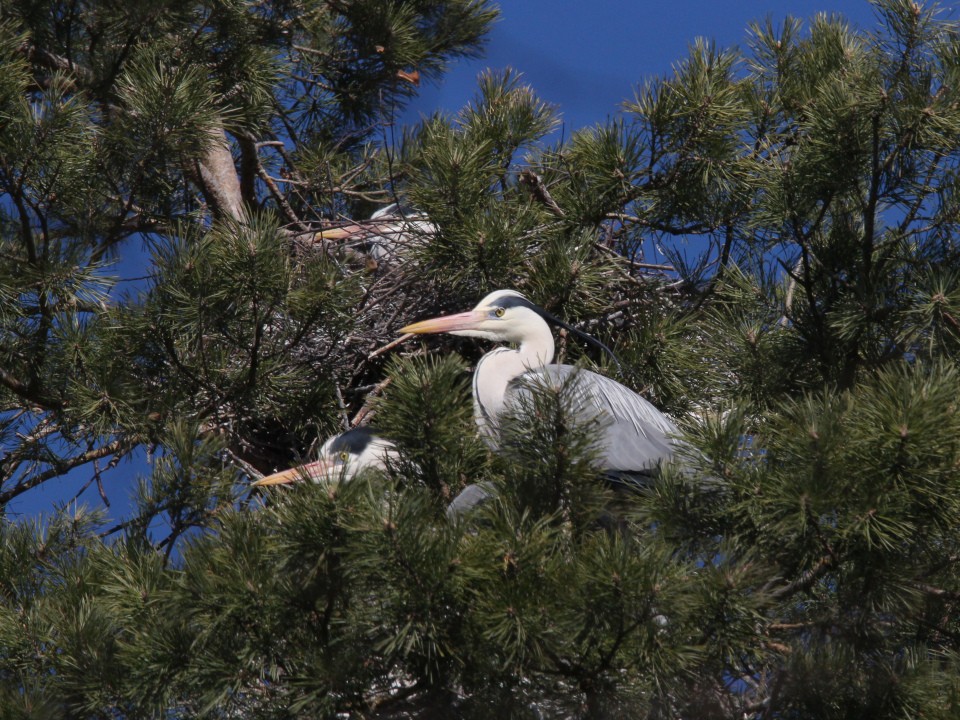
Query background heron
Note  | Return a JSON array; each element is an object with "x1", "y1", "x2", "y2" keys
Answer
[
  {"x1": 400, "y1": 289, "x2": 682, "y2": 487},
  {"x1": 315, "y1": 203, "x2": 435, "y2": 262},
  {"x1": 251, "y1": 428, "x2": 494, "y2": 519}
]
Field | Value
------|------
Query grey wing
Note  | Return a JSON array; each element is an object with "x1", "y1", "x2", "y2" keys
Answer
[
  {"x1": 507, "y1": 364, "x2": 680, "y2": 474},
  {"x1": 446, "y1": 481, "x2": 495, "y2": 520}
]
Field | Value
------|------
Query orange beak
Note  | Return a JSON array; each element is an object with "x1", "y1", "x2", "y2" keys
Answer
[
  {"x1": 251, "y1": 458, "x2": 335, "y2": 487},
  {"x1": 315, "y1": 224, "x2": 363, "y2": 240},
  {"x1": 400, "y1": 311, "x2": 485, "y2": 335}
]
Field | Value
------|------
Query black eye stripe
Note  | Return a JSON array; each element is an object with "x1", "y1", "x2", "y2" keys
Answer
[
  {"x1": 489, "y1": 291, "x2": 624, "y2": 371},
  {"x1": 491, "y1": 292, "x2": 563, "y2": 326},
  {"x1": 495, "y1": 293, "x2": 538, "y2": 312},
  {"x1": 328, "y1": 427, "x2": 376, "y2": 455}
]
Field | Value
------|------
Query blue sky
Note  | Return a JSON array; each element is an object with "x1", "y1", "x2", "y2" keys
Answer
[
  {"x1": 402, "y1": 1, "x2": 882, "y2": 131},
  {"x1": 10, "y1": 0, "x2": 888, "y2": 523}
]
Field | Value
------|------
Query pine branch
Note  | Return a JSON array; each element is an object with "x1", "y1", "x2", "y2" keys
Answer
[
  {"x1": 770, "y1": 555, "x2": 833, "y2": 600},
  {"x1": 17, "y1": 39, "x2": 94, "y2": 86},
  {"x1": 862, "y1": 110, "x2": 882, "y2": 278},
  {"x1": 190, "y1": 126, "x2": 247, "y2": 222},
  {"x1": 0, "y1": 367, "x2": 63, "y2": 410},
  {"x1": 914, "y1": 583, "x2": 960, "y2": 601},
  {"x1": 519, "y1": 169, "x2": 565, "y2": 217},
  {"x1": 0, "y1": 438, "x2": 128, "y2": 505},
  {"x1": 238, "y1": 133, "x2": 260, "y2": 205}
]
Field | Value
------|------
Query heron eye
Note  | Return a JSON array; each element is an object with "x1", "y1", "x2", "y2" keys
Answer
[
  {"x1": 494, "y1": 307, "x2": 505, "y2": 318},
  {"x1": 338, "y1": 451, "x2": 350, "y2": 462}
]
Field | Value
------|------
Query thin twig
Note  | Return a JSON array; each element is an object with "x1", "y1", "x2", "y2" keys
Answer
[
  {"x1": 367, "y1": 332, "x2": 415, "y2": 362},
  {"x1": 256, "y1": 162, "x2": 308, "y2": 230},
  {"x1": 350, "y1": 378, "x2": 392, "y2": 427},
  {"x1": 0, "y1": 439, "x2": 127, "y2": 505},
  {"x1": 518, "y1": 169, "x2": 566, "y2": 218},
  {"x1": 222, "y1": 448, "x2": 264, "y2": 481}
]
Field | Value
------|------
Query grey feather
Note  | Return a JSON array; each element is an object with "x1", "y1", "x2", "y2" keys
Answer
[
  {"x1": 445, "y1": 481, "x2": 495, "y2": 519},
  {"x1": 505, "y1": 364, "x2": 680, "y2": 476}
]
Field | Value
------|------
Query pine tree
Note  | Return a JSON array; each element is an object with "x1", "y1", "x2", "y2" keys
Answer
[{"x1": 2, "y1": 1, "x2": 960, "y2": 718}]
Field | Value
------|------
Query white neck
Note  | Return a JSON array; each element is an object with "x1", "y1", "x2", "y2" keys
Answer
[
  {"x1": 472, "y1": 321, "x2": 555, "y2": 444},
  {"x1": 516, "y1": 316, "x2": 555, "y2": 368}
]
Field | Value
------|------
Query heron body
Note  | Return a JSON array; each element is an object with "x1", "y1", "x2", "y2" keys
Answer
[
  {"x1": 445, "y1": 481, "x2": 495, "y2": 520},
  {"x1": 251, "y1": 428, "x2": 494, "y2": 519},
  {"x1": 316, "y1": 203, "x2": 435, "y2": 261},
  {"x1": 401, "y1": 290, "x2": 681, "y2": 484},
  {"x1": 251, "y1": 427, "x2": 398, "y2": 487}
]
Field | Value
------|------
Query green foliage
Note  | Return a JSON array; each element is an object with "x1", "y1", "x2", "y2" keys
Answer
[
  {"x1": 460, "y1": 68, "x2": 560, "y2": 168},
  {"x1": 375, "y1": 353, "x2": 486, "y2": 505},
  {"x1": 495, "y1": 370, "x2": 611, "y2": 528},
  {"x1": 2, "y1": 0, "x2": 960, "y2": 717}
]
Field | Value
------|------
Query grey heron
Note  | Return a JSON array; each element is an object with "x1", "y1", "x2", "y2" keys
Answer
[
  {"x1": 316, "y1": 203, "x2": 435, "y2": 262},
  {"x1": 400, "y1": 290, "x2": 681, "y2": 487},
  {"x1": 251, "y1": 427, "x2": 495, "y2": 519},
  {"x1": 251, "y1": 427, "x2": 398, "y2": 487}
]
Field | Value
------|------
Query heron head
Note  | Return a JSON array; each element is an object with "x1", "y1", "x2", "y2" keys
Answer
[
  {"x1": 400, "y1": 289, "x2": 550, "y2": 343},
  {"x1": 252, "y1": 428, "x2": 395, "y2": 487}
]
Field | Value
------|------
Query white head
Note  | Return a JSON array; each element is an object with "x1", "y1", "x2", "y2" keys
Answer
[
  {"x1": 252, "y1": 428, "x2": 397, "y2": 487},
  {"x1": 400, "y1": 289, "x2": 556, "y2": 350}
]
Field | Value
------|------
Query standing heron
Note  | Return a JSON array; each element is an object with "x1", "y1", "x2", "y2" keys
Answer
[
  {"x1": 400, "y1": 290, "x2": 681, "y2": 486},
  {"x1": 251, "y1": 427, "x2": 494, "y2": 519}
]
